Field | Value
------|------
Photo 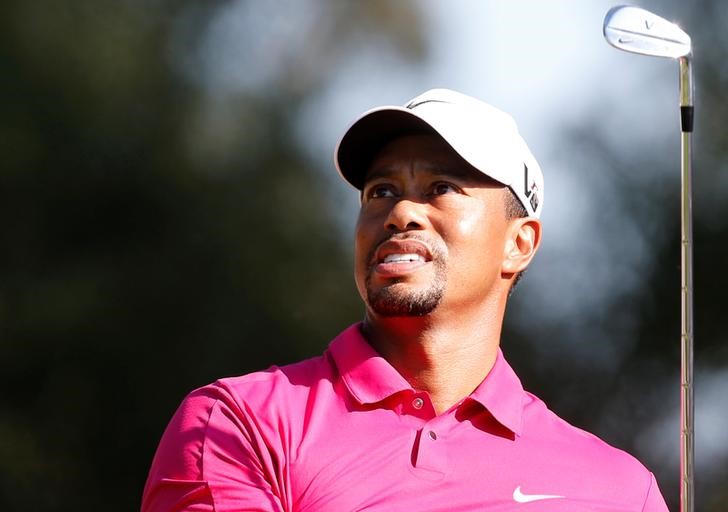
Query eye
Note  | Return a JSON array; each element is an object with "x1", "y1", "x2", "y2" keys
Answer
[
  {"x1": 430, "y1": 182, "x2": 460, "y2": 196},
  {"x1": 366, "y1": 183, "x2": 397, "y2": 199}
]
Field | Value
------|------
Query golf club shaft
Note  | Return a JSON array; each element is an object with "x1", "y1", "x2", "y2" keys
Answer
[{"x1": 679, "y1": 55, "x2": 694, "y2": 512}]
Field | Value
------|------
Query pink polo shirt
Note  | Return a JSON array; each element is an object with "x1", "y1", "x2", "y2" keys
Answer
[{"x1": 142, "y1": 323, "x2": 668, "y2": 511}]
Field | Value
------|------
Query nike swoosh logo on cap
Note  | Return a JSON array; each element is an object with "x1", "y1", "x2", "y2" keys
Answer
[{"x1": 512, "y1": 486, "x2": 565, "y2": 503}]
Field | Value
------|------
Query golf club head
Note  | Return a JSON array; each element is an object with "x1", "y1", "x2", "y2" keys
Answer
[{"x1": 603, "y1": 5, "x2": 691, "y2": 59}]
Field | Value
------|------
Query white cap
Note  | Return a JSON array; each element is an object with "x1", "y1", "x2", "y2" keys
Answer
[{"x1": 334, "y1": 88, "x2": 544, "y2": 218}]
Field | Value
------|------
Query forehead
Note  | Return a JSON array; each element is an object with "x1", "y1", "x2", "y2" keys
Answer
[{"x1": 363, "y1": 134, "x2": 498, "y2": 186}]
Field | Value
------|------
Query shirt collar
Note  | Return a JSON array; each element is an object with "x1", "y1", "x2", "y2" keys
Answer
[
  {"x1": 468, "y1": 349, "x2": 525, "y2": 436},
  {"x1": 328, "y1": 323, "x2": 413, "y2": 405},
  {"x1": 328, "y1": 322, "x2": 525, "y2": 436}
]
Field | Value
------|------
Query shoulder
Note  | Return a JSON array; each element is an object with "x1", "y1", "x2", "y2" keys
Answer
[
  {"x1": 519, "y1": 391, "x2": 663, "y2": 506},
  {"x1": 161, "y1": 352, "x2": 335, "y2": 440},
  {"x1": 522, "y1": 391, "x2": 647, "y2": 468},
  {"x1": 142, "y1": 353, "x2": 337, "y2": 508},
  {"x1": 212, "y1": 351, "x2": 336, "y2": 411}
]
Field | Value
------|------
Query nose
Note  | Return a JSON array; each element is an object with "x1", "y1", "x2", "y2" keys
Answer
[{"x1": 384, "y1": 199, "x2": 427, "y2": 232}]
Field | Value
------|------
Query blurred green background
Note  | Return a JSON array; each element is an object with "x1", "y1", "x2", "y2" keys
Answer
[{"x1": 1, "y1": 1, "x2": 726, "y2": 510}]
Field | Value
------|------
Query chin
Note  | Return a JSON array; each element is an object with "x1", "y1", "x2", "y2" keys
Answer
[{"x1": 366, "y1": 283, "x2": 443, "y2": 317}]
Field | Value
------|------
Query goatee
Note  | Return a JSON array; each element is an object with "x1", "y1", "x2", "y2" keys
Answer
[
  {"x1": 364, "y1": 235, "x2": 447, "y2": 316},
  {"x1": 366, "y1": 278, "x2": 445, "y2": 316}
]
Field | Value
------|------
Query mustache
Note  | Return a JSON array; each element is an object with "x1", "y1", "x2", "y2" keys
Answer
[{"x1": 366, "y1": 233, "x2": 446, "y2": 267}]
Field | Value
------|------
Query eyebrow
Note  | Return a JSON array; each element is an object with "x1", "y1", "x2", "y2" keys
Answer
[{"x1": 363, "y1": 163, "x2": 493, "y2": 185}]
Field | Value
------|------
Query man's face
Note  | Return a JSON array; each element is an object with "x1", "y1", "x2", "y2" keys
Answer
[{"x1": 354, "y1": 133, "x2": 512, "y2": 318}]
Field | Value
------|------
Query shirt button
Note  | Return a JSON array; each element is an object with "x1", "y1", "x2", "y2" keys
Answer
[
  {"x1": 428, "y1": 430, "x2": 437, "y2": 440},
  {"x1": 412, "y1": 397, "x2": 424, "y2": 409}
]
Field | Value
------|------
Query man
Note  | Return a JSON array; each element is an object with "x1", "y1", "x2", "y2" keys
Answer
[{"x1": 142, "y1": 89, "x2": 668, "y2": 511}]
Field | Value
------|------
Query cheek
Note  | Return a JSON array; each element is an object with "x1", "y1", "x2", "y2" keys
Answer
[
  {"x1": 353, "y1": 216, "x2": 374, "y2": 293},
  {"x1": 456, "y1": 208, "x2": 482, "y2": 236},
  {"x1": 353, "y1": 236, "x2": 366, "y2": 278},
  {"x1": 444, "y1": 203, "x2": 505, "y2": 266},
  {"x1": 446, "y1": 200, "x2": 490, "y2": 241}
]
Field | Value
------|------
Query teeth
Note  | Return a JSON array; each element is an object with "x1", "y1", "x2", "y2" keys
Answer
[{"x1": 383, "y1": 253, "x2": 425, "y2": 263}]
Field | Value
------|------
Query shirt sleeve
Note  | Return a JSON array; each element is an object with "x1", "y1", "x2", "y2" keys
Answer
[
  {"x1": 141, "y1": 385, "x2": 287, "y2": 512},
  {"x1": 641, "y1": 472, "x2": 669, "y2": 512}
]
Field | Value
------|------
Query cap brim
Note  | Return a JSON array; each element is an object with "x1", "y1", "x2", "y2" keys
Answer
[{"x1": 335, "y1": 107, "x2": 439, "y2": 190}]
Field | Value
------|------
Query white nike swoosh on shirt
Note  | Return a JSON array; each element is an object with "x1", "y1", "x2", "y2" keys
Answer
[{"x1": 512, "y1": 485, "x2": 565, "y2": 503}]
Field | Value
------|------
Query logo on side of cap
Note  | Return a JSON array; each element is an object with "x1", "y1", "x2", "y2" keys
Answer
[{"x1": 523, "y1": 164, "x2": 540, "y2": 214}]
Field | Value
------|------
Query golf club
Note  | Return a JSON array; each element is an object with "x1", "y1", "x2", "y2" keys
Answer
[{"x1": 603, "y1": 5, "x2": 694, "y2": 512}]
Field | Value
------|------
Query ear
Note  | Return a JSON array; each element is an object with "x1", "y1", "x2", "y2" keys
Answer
[{"x1": 501, "y1": 217, "x2": 542, "y2": 276}]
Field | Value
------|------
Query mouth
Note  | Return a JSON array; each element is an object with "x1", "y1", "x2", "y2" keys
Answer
[
  {"x1": 372, "y1": 239, "x2": 433, "y2": 277},
  {"x1": 382, "y1": 253, "x2": 427, "y2": 264}
]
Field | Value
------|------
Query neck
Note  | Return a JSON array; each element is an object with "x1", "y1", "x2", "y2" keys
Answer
[{"x1": 363, "y1": 300, "x2": 506, "y2": 415}]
